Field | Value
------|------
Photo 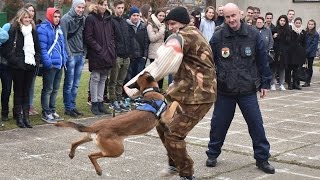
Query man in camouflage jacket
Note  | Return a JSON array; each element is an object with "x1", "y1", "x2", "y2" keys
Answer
[{"x1": 124, "y1": 7, "x2": 217, "y2": 180}]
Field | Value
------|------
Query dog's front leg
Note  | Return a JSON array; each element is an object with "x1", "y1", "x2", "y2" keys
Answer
[
  {"x1": 161, "y1": 101, "x2": 181, "y2": 124},
  {"x1": 88, "y1": 152, "x2": 104, "y2": 176},
  {"x1": 69, "y1": 134, "x2": 92, "y2": 159}
]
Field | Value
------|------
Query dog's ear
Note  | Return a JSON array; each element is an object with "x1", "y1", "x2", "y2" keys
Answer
[
  {"x1": 146, "y1": 75, "x2": 155, "y2": 83},
  {"x1": 128, "y1": 82, "x2": 140, "y2": 90}
]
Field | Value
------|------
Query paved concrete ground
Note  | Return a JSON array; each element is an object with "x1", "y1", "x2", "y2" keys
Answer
[{"x1": 0, "y1": 67, "x2": 320, "y2": 180}]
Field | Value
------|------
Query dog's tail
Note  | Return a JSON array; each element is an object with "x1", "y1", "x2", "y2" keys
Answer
[{"x1": 55, "y1": 121, "x2": 95, "y2": 133}]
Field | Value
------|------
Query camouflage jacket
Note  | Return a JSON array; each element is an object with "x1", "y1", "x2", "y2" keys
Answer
[{"x1": 165, "y1": 26, "x2": 217, "y2": 104}]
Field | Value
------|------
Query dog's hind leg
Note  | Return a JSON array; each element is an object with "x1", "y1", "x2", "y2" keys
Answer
[
  {"x1": 69, "y1": 133, "x2": 92, "y2": 159},
  {"x1": 89, "y1": 138, "x2": 125, "y2": 176}
]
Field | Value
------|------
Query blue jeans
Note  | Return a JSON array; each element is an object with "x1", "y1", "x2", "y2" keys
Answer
[
  {"x1": 29, "y1": 74, "x2": 36, "y2": 107},
  {"x1": 0, "y1": 64, "x2": 12, "y2": 116},
  {"x1": 206, "y1": 93, "x2": 270, "y2": 161},
  {"x1": 63, "y1": 55, "x2": 85, "y2": 110},
  {"x1": 41, "y1": 68, "x2": 63, "y2": 114}
]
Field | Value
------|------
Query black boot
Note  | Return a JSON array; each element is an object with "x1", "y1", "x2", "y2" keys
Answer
[
  {"x1": 302, "y1": 81, "x2": 310, "y2": 87},
  {"x1": 22, "y1": 105, "x2": 32, "y2": 128},
  {"x1": 206, "y1": 158, "x2": 217, "y2": 167},
  {"x1": 293, "y1": 81, "x2": 301, "y2": 90},
  {"x1": 91, "y1": 102, "x2": 103, "y2": 115},
  {"x1": 288, "y1": 82, "x2": 293, "y2": 90},
  {"x1": 14, "y1": 106, "x2": 26, "y2": 128},
  {"x1": 98, "y1": 102, "x2": 111, "y2": 114},
  {"x1": 256, "y1": 161, "x2": 275, "y2": 174}
]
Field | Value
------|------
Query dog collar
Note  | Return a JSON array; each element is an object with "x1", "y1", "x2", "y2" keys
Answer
[{"x1": 142, "y1": 87, "x2": 161, "y2": 96}]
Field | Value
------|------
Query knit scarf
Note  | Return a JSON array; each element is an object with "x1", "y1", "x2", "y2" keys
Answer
[
  {"x1": 21, "y1": 24, "x2": 36, "y2": 66},
  {"x1": 292, "y1": 25, "x2": 304, "y2": 34}
]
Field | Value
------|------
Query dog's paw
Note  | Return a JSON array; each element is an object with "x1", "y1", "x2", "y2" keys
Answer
[
  {"x1": 69, "y1": 153, "x2": 74, "y2": 159},
  {"x1": 96, "y1": 170, "x2": 102, "y2": 176}
]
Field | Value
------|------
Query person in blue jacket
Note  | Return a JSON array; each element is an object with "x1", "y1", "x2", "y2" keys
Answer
[
  {"x1": 0, "y1": 23, "x2": 11, "y2": 127},
  {"x1": 303, "y1": 19, "x2": 319, "y2": 87},
  {"x1": 37, "y1": 7, "x2": 67, "y2": 123},
  {"x1": 205, "y1": 3, "x2": 275, "y2": 174}
]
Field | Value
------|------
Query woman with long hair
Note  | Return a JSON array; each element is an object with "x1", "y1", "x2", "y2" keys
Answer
[
  {"x1": 271, "y1": 15, "x2": 291, "y2": 91},
  {"x1": 140, "y1": 4, "x2": 152, "y2": 24},
  {"x1": 199, "y1": 6, "x2": 216, "y2": 41},
  {"x1": 286, "y1": 17, "x2": 306, "y2": 90},
  {"x1": 23, "y1": 3, "x2": 40, "y2": 116},
  {"x1": 303, "y1": 19, "x2": 319, "y2": 87},
  {"x1": 1, "y1": 9, "x2": 41, "y2": 128}
]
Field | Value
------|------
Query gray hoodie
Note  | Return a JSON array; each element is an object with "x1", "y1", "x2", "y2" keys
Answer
[{"x1": 60, "y1": 7, "x2": 86, "y2": 57}]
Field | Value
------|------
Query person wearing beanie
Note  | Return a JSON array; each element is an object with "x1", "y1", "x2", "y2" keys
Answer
[
  {"x1": 129, "y1": 6, "x2": 140, "y2": 18},
  {"x1": 72, "y1": 0, "x2": 86, "y2": 8},
  {"x1": 60, "y1": 0, "x2": 86, "y2": 117},
  {"x1": 124, "y1": 6, "x2": 217, "y2": 180},
  {"x1": 37, "y1": 8, "x2": 67, "y2": 123},
  {"x1": 125, "y1": 6, "x2": 149, "y2": 88}
]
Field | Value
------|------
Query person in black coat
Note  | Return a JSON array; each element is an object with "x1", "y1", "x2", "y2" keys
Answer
[
  {"x1": 84, "y1": 1, "x2": 116, "y2": 115},
  {"x1": 286, "y1": 17, "x2": 306, "y2": 90},
  {"x1": 1, "y1": 9, "x2": 41, "y2": 128},
  {"x1": 272, "y1": 15, "x2": 291, "y2": 91}
]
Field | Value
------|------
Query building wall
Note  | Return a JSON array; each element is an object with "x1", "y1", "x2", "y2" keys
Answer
[{"x1": 217, "y1": 0, "x2": 320, "y2": 28}]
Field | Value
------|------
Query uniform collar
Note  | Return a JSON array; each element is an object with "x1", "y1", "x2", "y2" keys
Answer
[{"x1": 224, "y1": 22, "x2": 249, "y2": 37}]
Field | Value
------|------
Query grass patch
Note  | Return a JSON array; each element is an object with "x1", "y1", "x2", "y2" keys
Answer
[{"x1": 0, "y1": 71, "x2": 92, "y2": 130}]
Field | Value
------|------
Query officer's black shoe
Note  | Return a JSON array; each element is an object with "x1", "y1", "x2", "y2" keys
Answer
[
  {"x1": 256, "y1": 161, "x2": 275, "y2": 174},
  {"x1": 206, "y1": 158, "x2": 217, "y2": 167}
]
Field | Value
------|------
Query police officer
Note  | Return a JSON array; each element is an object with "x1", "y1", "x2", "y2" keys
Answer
[{"x1": 205, "y1": 3, "x2": 275, "y2": 174}]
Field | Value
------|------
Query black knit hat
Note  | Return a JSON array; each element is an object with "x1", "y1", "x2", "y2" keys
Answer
[{"x1": 165, "y1": 7, "x2": 190, "y2": 24}]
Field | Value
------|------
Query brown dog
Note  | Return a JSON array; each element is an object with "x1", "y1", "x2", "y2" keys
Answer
[{"x1": 55, "y1": 72, "x2": 180, "y2": 176}]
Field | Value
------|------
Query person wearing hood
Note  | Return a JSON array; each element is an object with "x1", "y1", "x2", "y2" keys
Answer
[
  {"x1": 1, "y1": 9, "x2": 41, "y2": 128},
  {"x1": 37, "y1": 7, "x2": 67, "y2": 123},
  {"x1": 84, "y1": 0, "x2": 115, "y2": 115},
  {"x1": 125, "y1": 6, "x2": 149, "y2": 84},
  {"x1": 60, "y1": 0, "x2": 86, "y2": 117},
  {"x1": 0, "y1": 23, "x2": 11, "y2": 127}
]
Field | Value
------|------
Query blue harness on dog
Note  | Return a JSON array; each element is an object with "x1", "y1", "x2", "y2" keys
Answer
[{"x1": 136, "y1": 87, "x2": 167, "y2": 119}]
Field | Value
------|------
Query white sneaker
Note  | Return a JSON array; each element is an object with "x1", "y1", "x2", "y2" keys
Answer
[
  {"x1": 270, "y1": 84, "x2": 276, "y2": 91},
  {"x1": 159, "y1": 166, "x2": 178, "y2": 177},
  {"x1": 279, "y1": 85, "x2": 286, "y2": 91},
  {"x1": 52, "y1": 112, "x2": 64, "y2": 121}
]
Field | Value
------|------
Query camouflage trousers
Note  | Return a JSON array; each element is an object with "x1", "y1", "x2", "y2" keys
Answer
[{"x1": 156, "y1": 102, "x2": 213, "y2": 177}]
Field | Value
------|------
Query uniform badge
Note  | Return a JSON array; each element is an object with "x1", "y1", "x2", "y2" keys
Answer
[
  {"x1": 245, "y1": 47, "x2": 252, "y2": 56},
  {"x1": 221, "y1": 47, "x2": 230, "y2": 58}
]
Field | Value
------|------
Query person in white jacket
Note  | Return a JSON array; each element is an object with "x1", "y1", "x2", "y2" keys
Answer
[{"x1": 199, "y1": 6, "x2": 216, "y2": 42}]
